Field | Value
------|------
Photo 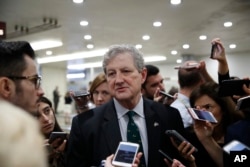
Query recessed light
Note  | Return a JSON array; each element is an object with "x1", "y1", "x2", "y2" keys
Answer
[
  {"x1": 229, "y1": 44, "x2": 236, "y2": 49},
  {"x1": 171, "y1": 50, "x2": 178, "y2": 55},
  {"x1": 170, "y1": 0, "x2": 182, "y2": 5},
  {"x1": 30, "y1": 40, "x2": 63, "y2": 51},
  {"x1": 80, "y1": 20, "x2": 88, "y2": 26},
  {"x1": 142, "y1": 35, "x2": 150, "y2": 40},
  {"x1": 153, "y1": 21, "x2": 162, "y2": 27},
  {"x1": 135, "y1": 44, "x2": 142, "y2": 49},
  {"x1": 199, "y1": 35, "x2": 207, "y2": 40},
  {"x1": 46, "y1": 51, "x2": 53, "y2": 55},
  {"x1": 0, "y1": 29, "x2": 4, "y2": 35},
  {"x1": 84, "y1": 35, "x2": 92, "y2": 40},
  {"x1": 176, "y1": 59, "x2": 182, "y2": 63},
  {"x1": 67, "y1": 73, "x2": 85, "y2": 79},
  {"x1": 224, "y1": 22, "x2": 233, "y2": 27},
  {"x1": 73, "y1": 0, "x2": 84, "y2": 4},
  {"x1": 182, "y1": 44, "x2": 190, "y2": 49},
  {"x1": 87, "y1": 44, "x2": 94, "y2": 49}
]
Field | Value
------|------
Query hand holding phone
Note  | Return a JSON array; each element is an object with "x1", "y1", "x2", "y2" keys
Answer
[
  {"x1": 112, "y1": 141, "x2": 139, "y2": 167},
  {"x1": 187, "y1": 108, "x2": 218, "y2": 123},
  {"x1": 165, "y1": 130, "x2": 198, "y2": 152},
  {"x1": 218, "y1": 79, "x2": 250, "y2": 97},
  {"x1": 48, "y1": 132, "x2": 67, "y2": 144}
]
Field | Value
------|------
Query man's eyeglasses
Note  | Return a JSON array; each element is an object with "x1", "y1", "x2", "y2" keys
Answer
[{"x1": 7, "y1": 74, "x2": 42, "y2": 89}]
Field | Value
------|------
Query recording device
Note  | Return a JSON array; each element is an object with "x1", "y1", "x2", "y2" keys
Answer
[
  {"x1": 210, "y1": 43, "x2": 217, "y2": 58},
  {"x1": 187, "y1": 108, "x2": 218, "y2": 123},
  {"x1": 174, "y1": 62, "x2": 200, "y2": 70},
  {"x1": 223, "y1": 140, "x2": 250, "y2": 154},
  {"x1": 236, "y1": 95, "x2": 250, "y2": 110},
  {"x1": 48, "y1": 132, "x2": 67, "y2": 144},
  {"x1": 158, "y1": 149, "x2": 173, "y2": 163},
  {"x1": 218, "y1": 79, "x2": 250, "y2": 97},
  {"x1": 165, "y1": 130, "x2": 198, "y2": 152},
  {"x1": 159, "y1": 91, "x2": 175, "y2": 99},
  {"x1": 112, "y1": 141, "x2": 139, "y2": 167}
]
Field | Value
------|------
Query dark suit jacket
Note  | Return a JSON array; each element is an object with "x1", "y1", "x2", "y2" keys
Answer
[{"x1": 66, "y1": 98, "x2": 185, "y2": 167}]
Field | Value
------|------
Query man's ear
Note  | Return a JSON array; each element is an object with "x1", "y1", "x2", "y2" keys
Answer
[{"x1": 0, "y1": 77, "x2": 15, "y2": 99}]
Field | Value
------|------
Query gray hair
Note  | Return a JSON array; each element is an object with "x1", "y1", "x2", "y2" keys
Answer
[{"x1": 102, "y1": 44, "x2": 145, "y2": 73}]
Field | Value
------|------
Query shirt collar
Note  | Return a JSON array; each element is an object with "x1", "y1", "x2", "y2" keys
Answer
[{"x1": 114, "y1": 96, "x2": 145, "y2": 119}]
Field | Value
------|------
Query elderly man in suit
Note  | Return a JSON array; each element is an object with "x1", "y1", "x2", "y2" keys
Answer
[{"x1": 66, "y1": 44, "x2": 185, "y2": 167}]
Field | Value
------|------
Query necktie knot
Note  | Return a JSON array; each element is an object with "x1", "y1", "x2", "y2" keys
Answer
[{"x1": 127, "y1": 110, "x2": 135, "y2": 120}]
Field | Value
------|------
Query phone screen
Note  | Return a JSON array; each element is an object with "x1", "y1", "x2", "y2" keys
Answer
[
  {"x1": 188, "y1": 108, "x2": 218, "y2": 123},
  {"x1": 112, "y1": 142, "x2": 139, "y2": 167},
  {"x1": 223, "y1": 140, "x2": 250, "y2": 154}
]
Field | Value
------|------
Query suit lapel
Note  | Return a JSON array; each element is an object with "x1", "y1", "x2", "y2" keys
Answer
[{"x1": 101, "y1": 100, "x2": 122, "y2": 153}]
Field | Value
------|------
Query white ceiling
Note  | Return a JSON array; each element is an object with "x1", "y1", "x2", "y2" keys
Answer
[{"x1": 1, "y1": 0, "x2": 250, "y2": 69}]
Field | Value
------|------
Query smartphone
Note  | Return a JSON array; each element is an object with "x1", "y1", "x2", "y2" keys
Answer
[
  {"x1": 112, "y1": 141, "x2": 139, "y2": 167},
  {"x1": 187, "y1": 108, "x2": 218, "y2": 123},
  {"x1": 48, "y1": 132, "x2": 67, "y2": 144},
  {"x1": 218, "y1": 79, "x2": 250, "y2": 97},
  {"x1": 223, "y1": 140, "x2": 250, "y2": 154},
  {"x1": 210, "y1": 43, "x2": 217, "y2": 58},
  {"x1": 174, "y1": 62, "x2": 200, "y2": 70},
  {"x1": 158, "y1": 149, "x2": 173, "y2": 163},
  {"x1": 165, "y1": 130, "x2": 198, "y2": 152},
  {"x1": 159, "y1": 91, "x2": 175, "y2": 99},
  {"x1": 236, "y1": 95, "x2": 250, "y2": 110}
]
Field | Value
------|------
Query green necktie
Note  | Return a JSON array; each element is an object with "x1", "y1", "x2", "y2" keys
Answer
[{"x1": 127, "y1": 111, "x2": 146, "y2": 167}]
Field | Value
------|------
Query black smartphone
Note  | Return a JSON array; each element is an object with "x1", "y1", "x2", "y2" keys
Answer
[
  {"x1": 48, "y1": 132, "x2": 67, "y2": 144},
  {"x1": 210, "y1": 43, "x2": 217, "y2": 58},
  {"x1": 218, "y1": 79, "x2": 250, "y2": 96},
  {"x1": 165, "y1": 130, "x2": 198, "y2": 152},
  {"x1": 159, "y1": 91, "x2": 175, "y2": 99},
  {"x1": 158, "y1": 149, "x2": 173, "y2": 163},
  {"x1": 236, "y1": 95, "x2": 250, "y2": 110}
]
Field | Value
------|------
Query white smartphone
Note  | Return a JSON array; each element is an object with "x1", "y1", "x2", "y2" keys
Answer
[
  {"x1": 112, "y1": 141, "x2": 139, "y2": 167},
  {"x1": 236, "y1": 95, "x2": 250, "y2": 110},
  {"x1": 223, "y1": 140, "x2": 250, "y2": 154},
  {"x1": 188, "y1": 108, "x2": 218, "y2": 123}
]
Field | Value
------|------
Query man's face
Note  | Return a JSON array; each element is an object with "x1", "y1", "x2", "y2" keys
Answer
[
  {"x1": 11, "y1": 55, "x2": 44, "y2": 114},
  {"x1": 105, "y1": 53, "x2": 146, "y2": 104},
  {"x1": 142, "y1": 73, "x2": 165, "y2": 99}
]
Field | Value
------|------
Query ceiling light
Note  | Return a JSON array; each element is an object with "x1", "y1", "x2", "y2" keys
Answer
[
  {"x1": 46, "y1": 50, "x2": 52, "y2": 55},
  {"x1": 182, "y1": 44, "x2": 190, "y2": 49},
  {"x1": 171, "y1": 50, "x2": 178, "y2": 55},
  {"x1": 229, "y1": 44, "x2": 236, "y2": 49},
  {"x1": 199, "y1": 35, "x2": 207, "y2": 40},
  {"x1": 67, "y1": 73, "x2": 85, "y2": 79},
  {"x1": 0, "y1": 29, "x2": 3, "y2": 35},
  {"x1": 73, "y1": 0, "x2": 84, "y2": 4},
  {"x1": 30, "y1": 40, "x2": 63, "y2": 51},
  {"x1": 144, "y1": 56, "x2": 166, "y2": 62},
  {"x1": 224, "y1": 22, "x2": 233, "y2": 27},
  {"x1": 135, "y1": 44, "x2": 142, "y2": 49},
  {"x1": 84, "y1": 35, "x2": 92, "y2": 40},
  {"x1": 86, "y1": 44, "x2": 94, "y2": 49},
  {"x1": 142, "y1": 35, "x2": 150, "y2": 40},
  {"x1": 68, "y1": 62, "x2": 102, "y2": 70},
  {"x1": 176, "y1": 59, "x2": 182, "y2": 63},
  {"x1": 170, "y1": 0, "x2": 182, "y2": 5},
  {"x1": 153, "y1": 21, "x2": 162, "y2": 27},
  {"x1": 37, "y1": 49, "x2": 107, "y2": 64},
  {"x1": 80, "y1": 20, "x2": 88, "y2": 26}
]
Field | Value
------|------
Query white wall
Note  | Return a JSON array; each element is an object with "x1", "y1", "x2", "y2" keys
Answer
[{"x1": 40, "y1": 66, "x2": 67, "y2": 113}]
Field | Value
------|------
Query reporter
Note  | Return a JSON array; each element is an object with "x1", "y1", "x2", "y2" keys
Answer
[{"x1": 37, "y1": 96, "x2": 67, "y2": 167}]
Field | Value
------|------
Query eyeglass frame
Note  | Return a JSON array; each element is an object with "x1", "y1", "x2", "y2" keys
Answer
[{"x1": 7, "y1": 74, "x2": 42, "y2": 89}]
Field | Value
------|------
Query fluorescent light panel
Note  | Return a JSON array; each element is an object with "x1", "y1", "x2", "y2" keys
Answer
[
  {"x1": 31, "y1": 40, "x2": 63, "y2": 51},
  {"x1": 67, "y1": 73, "x2": 85, "y2": 79},
  {"x1": 37, "y1": 49, "x2": 107, "y2": 64}
]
